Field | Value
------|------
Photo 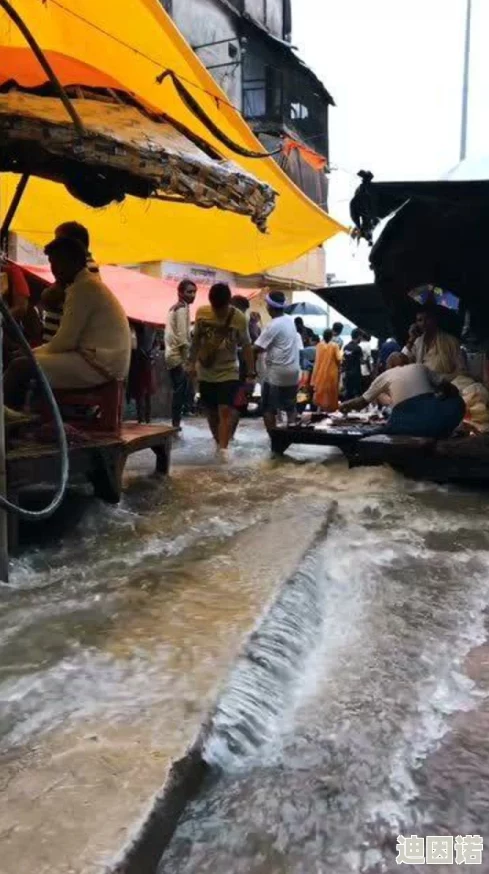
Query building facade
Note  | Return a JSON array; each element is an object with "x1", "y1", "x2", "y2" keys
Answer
[
  {"x1": 11, "y1": 1, "x2": 333, "y2": 297},
  {"x1": 165, "y1": 0, "x2": 334, "y2": 291}
]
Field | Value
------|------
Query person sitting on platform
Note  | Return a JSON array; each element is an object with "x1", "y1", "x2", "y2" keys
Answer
[
  {"x1": 401, "y1": 322, "x2": 422, "y2": 359},
  {"x1": 408, "y1": 305, "x2": 465, "y2": 380},
  {"x1": 40, "y1": 221, "x2": 100, "y2": 343},
  {"x1": 4, "y1": 237, "x2": 131, "y2": 409},
  {"x1": 377, "y1": 335, "x2": 401, "y2": 374},
  {"x1": 340, "y1": 353, "x2": 465, "y2": 440}
]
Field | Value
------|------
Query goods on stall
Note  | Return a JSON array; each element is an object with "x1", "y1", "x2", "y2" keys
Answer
[{"x1": 453, "y1": 374, "x2": 489, "y2": 430}]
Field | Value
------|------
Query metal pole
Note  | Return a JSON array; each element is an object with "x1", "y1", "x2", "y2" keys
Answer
[
  {"x1": 0, "y1": 320, "x2": 9, "y2": 582},
  {"x1": 460, "y1": 0, "x2": 472, "y2": 161},
  {"x1": 0, "y1": 174, "x2": 29, "y2": 251},
  {"x1": 0, "y1": 241, "x2": 9, "y2": 580}
]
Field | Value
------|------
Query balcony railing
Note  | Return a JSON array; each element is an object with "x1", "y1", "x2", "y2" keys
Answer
[{"x1": 243, "y1": 63, "x2": 328, "y2": 157}]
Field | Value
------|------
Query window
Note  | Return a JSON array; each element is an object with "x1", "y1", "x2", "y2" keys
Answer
[
  {"x1": 243, "y1": 54, "x2": 284, "y2": 121},
  {"x1": 290, "y1": 103, "x2": 309, "y2": 121}
]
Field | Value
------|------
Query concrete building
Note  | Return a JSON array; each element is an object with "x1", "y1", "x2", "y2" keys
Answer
[
  {"x1": 10, "y1": 1, "x2": 334, "y2": 301},
  {"x1": 163, "y1": 0, "x2": 334, "y2": 293}
]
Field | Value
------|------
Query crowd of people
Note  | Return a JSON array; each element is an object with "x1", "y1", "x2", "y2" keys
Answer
[
  {"x1": 0, "y1": 222, "x2": 477, "y2": 452},
  {"x1": 179, "y1": 288, "x2": 476, "y2": 451}
]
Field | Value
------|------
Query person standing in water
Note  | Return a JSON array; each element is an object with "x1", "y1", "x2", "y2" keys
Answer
[
  {"x1": 342, "y1": 328, "x2": 363, "y2": 400},
  {"x1": 254, "y1": 291, "x2": 301, "y2": 433},
  {"x1": 359, "y1": 331, "x2": 373, "y2": 393},
  {"x1": 231, "y1": 294, "x2": 253, "y2": 433},
  {"x1": 311, "y1": 329, "x2": 342, "y2": 412},
  {"x1": 127, "y1": 322, "x2": 159, "y2": 424},
  {"x1": 332, "y1": 322, "x2": 344, "y2": 351},
  {"x1": 165, "y1": 279, "x2": 197, "y2": 431},
  {"x1": 188, "y1": 283, "x2": 255, "y2": 461}
]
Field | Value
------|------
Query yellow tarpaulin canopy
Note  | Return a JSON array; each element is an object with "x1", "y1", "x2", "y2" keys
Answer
[{"x1": 0, "y1": 0, "x2": 346, "y2": 273}]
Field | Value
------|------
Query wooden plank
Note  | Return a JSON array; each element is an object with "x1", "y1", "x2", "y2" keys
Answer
[
  {"x1": 268, "y1": 424, "x2": 372, "y2": 456},
  {"x1": 6, "y1": 423, "x2": 176, "y2": 504},
  {"x1": 268, "y1": 425, "x2": 489, "y2": 488},
  {"x1": 121, "y1": 422, "x2": 176, "y2": 455}
]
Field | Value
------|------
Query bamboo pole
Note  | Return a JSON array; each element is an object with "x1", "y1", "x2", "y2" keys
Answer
[{"x1": 0, "y1": 254, "x2": 9, "y2": 581}]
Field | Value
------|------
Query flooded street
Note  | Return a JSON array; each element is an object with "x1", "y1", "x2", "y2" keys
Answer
[{"x1": 1, "y1": 420, "x2": 489, "y2": 873}]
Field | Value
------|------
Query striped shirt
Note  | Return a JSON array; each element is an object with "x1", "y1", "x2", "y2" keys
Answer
[{"x1": 42, "y1": 253, "x2": 99, "y2": 342}]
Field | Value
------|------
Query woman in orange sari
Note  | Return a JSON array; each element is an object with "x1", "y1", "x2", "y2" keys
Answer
[{"x1": 311, "y1": 329, "x2": 342, "y2": 412}]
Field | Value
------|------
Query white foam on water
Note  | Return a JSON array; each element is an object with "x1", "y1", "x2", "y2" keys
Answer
[
  {"x1": 203, "y1": 526, "x2": 335, "y2": 770},
  {"x1": 157, "y1": 479, "x2": 489, "y2": 874}
]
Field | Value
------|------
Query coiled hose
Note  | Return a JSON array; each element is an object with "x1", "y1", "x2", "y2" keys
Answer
[{"x1": 0, "y1": 293, "x2": 69, "y2": 519}]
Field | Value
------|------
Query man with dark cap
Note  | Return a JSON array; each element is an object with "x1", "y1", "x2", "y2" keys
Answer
[{"x1": 5, "y1": 236, "x2": 131, "y2": 409}]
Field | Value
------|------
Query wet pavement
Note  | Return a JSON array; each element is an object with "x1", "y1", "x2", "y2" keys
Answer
[{"x1": 1, "y1": 420, "x2": 489, "y2": 873}]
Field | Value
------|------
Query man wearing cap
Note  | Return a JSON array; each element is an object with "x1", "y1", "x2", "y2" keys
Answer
[
  {"x1": 4, "y1": 236, "x2": 131, "y2": 409},
  {"x1": 254, "y1": 291, "x2": 301, "y2": 433}
]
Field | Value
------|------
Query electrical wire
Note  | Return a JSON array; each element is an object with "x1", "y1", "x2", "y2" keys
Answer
[
  {"x1": 46, "y1": 0, "x2": 240, "y2": 112},
  {"x1": 157, "y1": 70, "x2": 280, "y2": 158},
  {"x1": 0, "y1": 294, "x2": 69, "y2": 519},
  {"x1": 15, "y1": 2, "x2": 335, "y2": 164}
]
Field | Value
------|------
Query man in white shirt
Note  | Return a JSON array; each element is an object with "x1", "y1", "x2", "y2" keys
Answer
[
  {"x1": 255, "y1": 291, "x2": 300, "y2": 433},
  {"x1": 340, "y1": 353, "x2": 465, "y2": 439},
  {"x1": 165, "y1": 279, "x2": 197, "y2": 429}
]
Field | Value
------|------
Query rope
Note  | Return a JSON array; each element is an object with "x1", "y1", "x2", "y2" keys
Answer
[
  {"x1": 46, "y1": 0, "x2": 240, "y2": 111},
  {"x1": 29, "y1": 1, "x2": 279, "y2": 160},
  {"x1": 0, "y1": 0, "x2": 84, "y2": 134},
  {"x1": 156, "y1": 71, "x2": 281, "y2": 159}
]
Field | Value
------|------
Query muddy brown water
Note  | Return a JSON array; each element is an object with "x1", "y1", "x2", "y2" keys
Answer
[{"x1": 1, "y1": 420, "x2": 489, "y2": 874}]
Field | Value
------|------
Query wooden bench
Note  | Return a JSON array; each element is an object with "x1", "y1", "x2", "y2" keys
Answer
[
  {"x1": 5, "y1": 422, "x2": 176, "y2": 554},
  {"x1": 352, "y1": 434, "x2": 436, "y2": 467},
  {"x1": 268, "y1": 423, "x2": 380, "y2": 457}
]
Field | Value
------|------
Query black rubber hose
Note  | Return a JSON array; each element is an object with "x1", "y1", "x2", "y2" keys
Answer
[{"x1": 0, "y1": 294, "x2": 69, "y2": 519}]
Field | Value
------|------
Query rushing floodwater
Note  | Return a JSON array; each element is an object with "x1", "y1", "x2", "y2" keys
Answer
[{"x1": 1, "y1": 420, "x2": 489, "y2": 874}]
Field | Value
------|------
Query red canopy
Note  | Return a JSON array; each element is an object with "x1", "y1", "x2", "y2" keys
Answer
[{"x1": 20, "y1": 264, "x2": 261, "y2": 326}]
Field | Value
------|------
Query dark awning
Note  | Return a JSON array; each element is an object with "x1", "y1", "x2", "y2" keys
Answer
[
  {"x1": 349, "y1": 164, "x2": 489, "y2": 245},
  {"x1": 315, "y1": 284, "x2": 394, "y2": 340}
]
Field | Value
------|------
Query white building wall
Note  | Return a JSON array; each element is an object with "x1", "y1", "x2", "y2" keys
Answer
[{"x1": 172, "y1": 0, "x2": 242, "y2": 108}]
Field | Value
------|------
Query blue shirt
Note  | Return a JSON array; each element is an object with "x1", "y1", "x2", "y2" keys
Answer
[{"x1": 379, "y1": 339, "x2": 401, "y2": 367}]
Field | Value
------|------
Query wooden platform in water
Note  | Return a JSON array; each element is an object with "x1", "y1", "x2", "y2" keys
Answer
[
  {"x1": 6, "y1": 422, "x2": 176, "y2": 552},
  {"x1": 270, "y1": 423, "x2": 489, "y2": 487}
]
